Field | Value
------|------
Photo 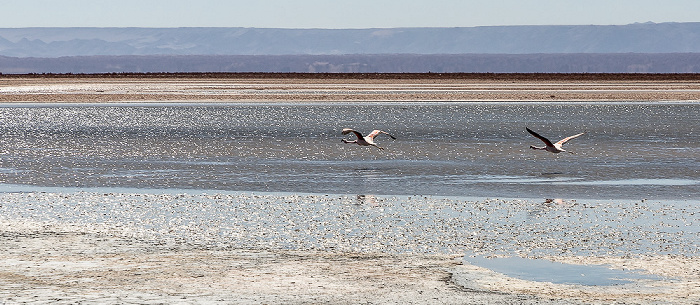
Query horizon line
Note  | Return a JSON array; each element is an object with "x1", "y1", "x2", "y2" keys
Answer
[{"x1": 0, "y1": 21, "x2": 693, "y2": 30}]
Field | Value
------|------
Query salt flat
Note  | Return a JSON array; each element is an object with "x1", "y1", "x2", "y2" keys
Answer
[
  {"x1": 2, "y1": 74, "x2": 700, "y2": 102},
  {"x1": 0, "y1": 74, "x2": 699, "y2": 304}
]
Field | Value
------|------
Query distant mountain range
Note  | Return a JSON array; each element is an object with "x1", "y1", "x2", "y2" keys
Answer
[
  {"x1": 2, "y1": 23, "x2": 700, "y2": 57},
  {"x1": 1, "y1": 23, "x2": 700, "y2": 73}
]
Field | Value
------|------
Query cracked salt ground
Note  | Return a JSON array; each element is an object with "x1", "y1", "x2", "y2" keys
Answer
[{"x1": 0, "y1": 190, "x2": 698, "y2": 303}]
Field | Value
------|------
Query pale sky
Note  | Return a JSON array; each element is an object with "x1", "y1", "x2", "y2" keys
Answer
[{"x1": 2, "y1": 0, "x2": 700, "y2": 28}]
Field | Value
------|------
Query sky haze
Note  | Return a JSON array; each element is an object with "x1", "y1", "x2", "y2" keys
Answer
[{"x1": 2, "y1": 0, "x2": 700, "y2": 28}]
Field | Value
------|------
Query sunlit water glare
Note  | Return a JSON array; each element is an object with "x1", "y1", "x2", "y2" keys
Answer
[
  {"x1": 0, "y1": 102, "x2": 698, "y2": 199},
  {"x1": 0, "y1": 102, "x2": 698, "y2": 259}
]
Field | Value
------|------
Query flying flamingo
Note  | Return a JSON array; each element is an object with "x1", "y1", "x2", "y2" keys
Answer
[
  {"x1": 341, "y1": 128, "x2": 396, "y2": 150},
  {"x1": 526, "y1": 127, "x2": 584, "y2": 154}
]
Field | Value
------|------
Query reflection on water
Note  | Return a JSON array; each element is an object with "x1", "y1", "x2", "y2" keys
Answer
[
  {"x1": 356, "y1": 194, "x2": 379, "y2": 205},
  {"x1": 0, "y1": 102, "x2": 698, "y2": 199},
  {"x1": 543, "y1": 198, "x2": 566, "y2": 204}
]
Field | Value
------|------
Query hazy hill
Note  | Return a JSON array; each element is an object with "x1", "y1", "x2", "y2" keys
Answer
[
  {"x1": 1, "y1": 23, "x2": 700, "y2": 57},
  {"x1": 2, "y1": 23, "x2": 700, "y2": 73}
]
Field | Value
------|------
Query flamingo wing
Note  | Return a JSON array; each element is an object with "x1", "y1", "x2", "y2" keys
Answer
[
  {"x1": 367, "y1": 130, "x2": 396, "y2": 140},
  {"x1": 526, "y1": 127, "x2": 554, "y2": 147},
  {"x1": 342, "y1": 128, "x2": 364, "y2": 139},
  {"x1": 555, "y1": 132, "x2": 585, "y2": 146}
]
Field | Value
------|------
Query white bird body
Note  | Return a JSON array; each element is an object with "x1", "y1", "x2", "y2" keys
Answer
[
  {"x1": 341, "y1": 128, "x2": 396, "y2": 150},
  {"x1": 526, "y1": 127, "x2": 584, "y2": 154}
]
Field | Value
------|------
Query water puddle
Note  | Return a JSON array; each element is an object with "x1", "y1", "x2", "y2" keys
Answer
[{"x1": 464, "y1": 255, "x2": 665, "y2": 286}]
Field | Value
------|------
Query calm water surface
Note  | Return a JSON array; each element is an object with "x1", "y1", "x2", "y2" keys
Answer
[{"x1": 0, "y1": 102, "x2": 698, "y2": 200}]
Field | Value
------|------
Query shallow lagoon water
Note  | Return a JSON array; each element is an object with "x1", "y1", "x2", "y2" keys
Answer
[
  {"x1": 0, "y1": 102, "x2": 698, "y2": 199},
  {"x1": 0, "y1": 102, "x2": 698, "y2": 288},
  {"x1": 1, "y1": 186, "x2": 697, "y2": 256}
]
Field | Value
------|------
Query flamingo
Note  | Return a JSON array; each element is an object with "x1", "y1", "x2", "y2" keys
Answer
[
  {"x1": 341, "y1": 128, "x2": 396, "y2": 150},
  {"x1": 526, "y1": 127, "x2": 584, "y2": 154}
]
